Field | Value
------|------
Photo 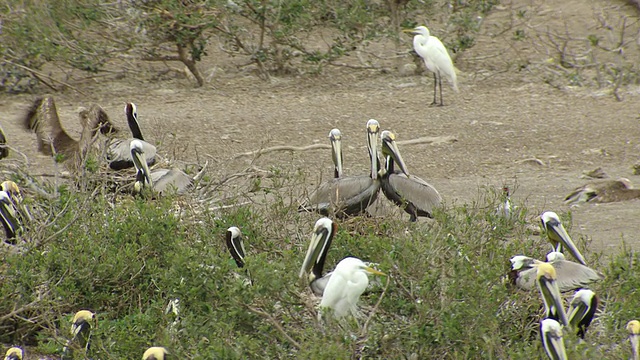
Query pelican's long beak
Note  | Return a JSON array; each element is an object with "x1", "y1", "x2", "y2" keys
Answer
[
  {"x1": 541, "y1": 319, "x2": 568, "y2": 360},
  {"x1": 0, "y1": 191, "x2": 19, "y2": 239},
  {"x1": 366, "y1": 119, "x2": 380, "y2": 179},
  {"x1": 542, "y1": 212, "x2": 586, "y2": 266},
  {"x1": 299, "y1": 218, "x2": 335, "y2": 280},
  {"x1": 131, "y1": 146, "x2": 152, "y2": 187},
  {"x1": 535, "y1": 263, "x2": 569, "y2": 326},
  {"x1": 226, "y1": 227, "x2": 246, "y2": 268},
  {"x1": 329, "y1": 129, "x2": 343, "y2": 179},
  {"x1": 381, "y1": 131, "x2": 410, "y2": 176}
]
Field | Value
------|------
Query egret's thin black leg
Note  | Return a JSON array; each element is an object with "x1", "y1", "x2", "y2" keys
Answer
[
  {"x1": 431, "y1": 75, "x2": 438, "y2": 105},
  {"x1": 438, "y1": 74, "x2": 444, "y2": 106}
]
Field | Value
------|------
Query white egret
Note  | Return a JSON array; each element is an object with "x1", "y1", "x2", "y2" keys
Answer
[
  {"x1": 403, "y1": 25, "x2": 458, "y2": 106},
  {"x1": 567, "y1": 289, "x2": 598, "y2": 339},
  {"x1": 142, "y1": 346, "x2": 168, "y2": 360},
  {"x1": 319, "y1": 257, "x2": 386, "y2": 319},
  {"x1": 540, "y1": 318, "x2": 568, "y2": 360}
]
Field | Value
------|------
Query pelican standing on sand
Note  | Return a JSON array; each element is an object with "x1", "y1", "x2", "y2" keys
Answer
[
  {"x1": 319, "y1": 257, "x2": 386, "y2": 319},
  {"x1": 535, "y1": 262, "x2": 569, "y2": 326},
  {"x1": 299, "y1": 217, "x2": 336, "y2": 296},
  {"x1": 379, "y1": 130, "x2": 442, "y2": 221},
  {"x1": 541, "y1": 211, "x2": 587, "y2": 266},
  {"x1": 403, "y1": 25, "x2": 458, "y2": 106},
  {"x1": 567, "y1": 289, "x2": 598, "y2": 339},
  {"x1": 509, "y1": 252, "x2": 603, "y2": 293},
  {"x1": 540, "y1": 318, "x2": 568, "y2": 360},
  {"x1": 106, "y1": 103, "x2": 156, "y2": 170},
  {"x1": 299, "y1": 120, "x2": 381, "y2": 217}
]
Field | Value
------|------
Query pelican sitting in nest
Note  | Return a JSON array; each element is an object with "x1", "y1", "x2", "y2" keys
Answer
[
  {"x1": 130, "y1": 140, "x2": 206, "y2": 195},
  {"x1": 541, "y1": 211, "x2": 587, "y2": 266},
  {"x1": 509, "y1": 252, "x2": 603, "y2": 293},
  {"x1": 106, "y1": 103, "x2": 156, "y2": 170},
  {"x1": 379, "y1": 130, "x2": 442, "y2": 221},
  {"x1": 565, "y1": 178, "x2": 640, "y2": 204}
]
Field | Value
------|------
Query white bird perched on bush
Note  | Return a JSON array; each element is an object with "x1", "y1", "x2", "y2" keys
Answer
[
  {"x1": 404, "y1": 25, "x2": 458, "y2": 106},
  {"x1": 318, "y1": 257, "x2": 386, "y2": 319}
]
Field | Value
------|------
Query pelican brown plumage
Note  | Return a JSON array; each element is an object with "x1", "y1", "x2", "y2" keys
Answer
[
  {"x1": 540, "y1": 318, "x2": 568, "y2": 360},
  {"x1": 62, "y1": 310, "x2": 96, "y2": 360},
  {"x1": 3, "y1": 347, "x2": 23, "y2": 360},
  {"x1": 130, "y1": 140, "x2": 205, "y2": 195},
  {"x1": 0, "y1": 125, "x2": 9, "y2": 159},
  {"x1": 567, "y1": 289, "x2": 598, "y2": 339},
  {"x1": 541, "y1": 211, "x2": 587, "y2": 266},
  {"x1": 510, "y1": 252, "x2": 603, "y2": 293},
  {"x1": 379, "y1": 130, "x2": 442, "y2": 221},
  {"x1": 565, "y1": 178, "x2": 640, "y2": 204},
  {"x1": 629, "y1": 320, "x2": 640, "y2": 360},
  {"x1": 535, "y1": 262, "x2": 569, "y2": 326},
  {"x1": 106, "y1": 103, "x2": 156, "y2": 170},
  {"x1": 226, "y1": 226, "x2": 246, "y2": 268},
  {"x1": 142, "y1": 346, "x2": 168, "y2": 360},
  {"x1": 22, "y1": 97, "x2": 114, "y2": 169},
  {"x1": 299, "y1": 217, "x2": 336, "y2": 296},
  {"x1": 299, "y1": 120, "x2": 381, "y2": 217},
  {"x1": 0, "y1": 191, "x2": 20, "y2": 243}
]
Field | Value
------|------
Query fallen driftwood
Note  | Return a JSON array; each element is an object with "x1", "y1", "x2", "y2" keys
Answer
[{"x1": 233, "y1": 135, "x2": 457, "y2": 159}]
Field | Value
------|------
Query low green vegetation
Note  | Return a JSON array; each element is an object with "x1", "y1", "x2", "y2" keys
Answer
[{"x1": 0, "y1": 174, "x2": 638, "y2": 359}]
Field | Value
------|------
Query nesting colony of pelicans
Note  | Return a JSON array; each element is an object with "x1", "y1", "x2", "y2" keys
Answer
[{"x1": 0, "y1": 25, "x2": 637, "y2": 360}]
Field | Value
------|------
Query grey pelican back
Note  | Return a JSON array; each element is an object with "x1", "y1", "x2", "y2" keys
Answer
[
  {"x1": 379, "y1": 130, "x2": 442, "y2": 221},
  {"x1": 107, "y1": 103, "x2": 156, "y2": 170}
]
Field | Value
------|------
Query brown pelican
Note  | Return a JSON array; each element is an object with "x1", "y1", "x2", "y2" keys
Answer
[
  {"x1": 226, "y1": 226, "x2": 246, "y2": 268},
  {"x1": 62, "y1": 310, "x2": 96, "y2": 360},
  {"x1": 1, "y1": 181, "x2": 32, "y2": 223},
  {"x1": 629, "y1": 320, "x2": 640, "y2": 360},
  {"x1": 131, "y1": 140, "x2": 205, "y2": 195},
  {"x1": 540, "y1": 318, "x2": 568, "y2": 360},
  {"x1": 510, "y1": 252, "x2": 603, "y2": 293},
  {"x1": 535, "y1": 262, "x2": 569, "y2": 326},
  {"x1": 3, "y1": 347, "x2": 23, "y2": 360},
  {"x1": 106, "y1": 103, "x2": 156, "y2": 170},
  {"x1": 567, "y1": 289, "x2": 598, "y2": 339},
  {"x1": 403, "y1": 26, "x2": 458, "y2": 106},
  {"x1": 0, "y1": 125, "x2": 9, "y2": 159},
  {"x1": 299, "y1": 120, "x2": 381, "y2": 218},
  {"x1": 318, "y1": 256, "x2": 386, "y2": 319},
  {"x1": 22, "y1": 97, "x2": 113, "y2": 169},
  {"x1": 0, "y1": 191, "x2": 20, "y2": 243},
  {"x1": 299, "y1": 217, "x2": 336, "y2": 296},
  {"x1": 541, "y1": 211, "x2": 586, "y2": 266},
  {"x1": 379, "y1": 130, "x2": 442, "y2": 221},
  {"x1": 142, "y1": 347, "x2": 168, "y2": 360},
  {"x1": 565, "y1": 178, "x2": 640, "y2": 204}
]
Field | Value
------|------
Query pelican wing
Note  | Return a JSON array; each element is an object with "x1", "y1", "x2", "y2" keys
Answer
[
  {"x1": 385, "y1": 173, "x2": 442, "y2": 217},
  {"x1": 23, "y1": 97, "x2": 77, "y2": 156},
  {"x1": 553, "y1": 260, "x2": 604, "y2": 293},
  {"x1": 107, "y1": 138, "x2": 156, "y2": 170},
  {"x1": 513, "y1": 267, "x2": 536, "y2": 290},
  {"x1": 152, "y1": 168, "x2": 193, "y2": 194},
  {"x1": 301, "y1": 176, "x2": 378, "y2": 216}
]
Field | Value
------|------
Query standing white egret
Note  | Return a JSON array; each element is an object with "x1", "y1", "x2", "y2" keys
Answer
[
  {"x1": 540, "y1": 318, "x2": 568, "y2": 360},
  {"x1": 629, "y1": 320, "x2": 640, "y2": 360},
  {"x1": 319, "y1": 257, "x2": 386, "y2": 319},
  {"x1": 403, "y1": 25, "x2": 458, "y2": 106}
]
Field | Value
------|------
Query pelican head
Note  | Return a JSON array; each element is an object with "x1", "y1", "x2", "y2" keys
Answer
[
  {"x1": 71, "y1": 310, "x2": 97, "y2": 335},
  {"x1": 4, "y1": 347, "x2": 23, "y2": 360},
  {"x1": 1, "y1": 180, "x2": 32, "y2": 222},
  {"x1": 380, "y1": 130, "x2": 410, "y2": 175},
  {"x1": 510, "y1": 255, "x2": 535, "y2": 271},
  {"x1": 130, "y1": 139, "x2": 152, "y2": 187},
  {"x1": 545, "y1": 251, "x2": 565, "y2": 262},
  {"x1": 540, "y1": 211, "x2": 586, "y2": 266},
  {"x1": 568, "y1": 289, "x2": 598, "y2": 339},
  {"x1": 540, "y1": 318, "x2": 568, "y2": 360},
  {"x1": 300, "y1": 217, "x2": 336, "y2": 283},
  {"x1": 0, "y1": 191, "x2": 19, "y2": 239},
  {"x1": 629, "y1": 320, "x2": 640, "y2": 360},
  {"x1": 329, "y1": 129, "x2": 343, "y2": 178},
  {"x1": 366, "y1": 119, "x2": 380, "y2": 179},
  {"x1": 142, "y1": 346, "x2": 168, "y2": 360},
  {"x1": 0, "y1": 181, "x2": 20, "y2": 197},
  {"x1": 226, "y1": 226, "x2": 246, "y2": 268},
  {"x1": 535, "y1": 262, "x2": 569, "y2": 326}
]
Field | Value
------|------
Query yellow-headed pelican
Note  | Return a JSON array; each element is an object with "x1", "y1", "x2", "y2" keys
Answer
[
  {"x1": 629, "y1": 320, "x2": 640, "y2": 360},
  {"x1": 541, "y1": 211, "x2": 586, "y2": 266},
  {"x1": 565, "y1": 178, "x2": 640, "y2": 204},
  {"x1": 535, "y1": 262, "x2": 569, "y2": 326},
  {"x1": 3, "y1": 347, "x2": 23, "y2": 360},
  {"x1": 319, "y1": 257, "x2": 386, "y2": 319},
  {"x1": 22, "y1": 97, "x2": 113, "y2": 169},
  {"x1": 142, "y1": 346, "x2": 168, "y2": 360},
  {"x1": 567, "y1": 289, "x2": 598, "y2": 339},
  {"x1": 299, "y1": 121, "x2": 381, "y2": 217},
  {"x1": 379, "y1": 130, "x2": 442, "y2": 221},
  {"x1": 62, "y1": 310, "x2": 96, "y2": 359},
  {"x1": 0, "y1": 125, "x2": 9, "y2": 159},
  {"x1": 403, "y1": 26, "x2": 458, "y2": 106},
  {"x1": 0, "y1": 191, "x2": 20, "y2": 242},
  {"x1": 226, "y1": 226, "x2": 246, "y2": 268},
  {"x1": 540, "y1": 318, "x2": 568, "y2": 360},
  {"x1": 1, "y1": 181, "x2": 32, "y2": 223},
  {"x1": 299, "y1": 217, "x2": 336, "y2": 296},
  {"x1": 106, "y1": 103, "x2": 156, "y2": 170},
  {"x1": 510, "y1": 252, "x2": 603, "y2": 293}
]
